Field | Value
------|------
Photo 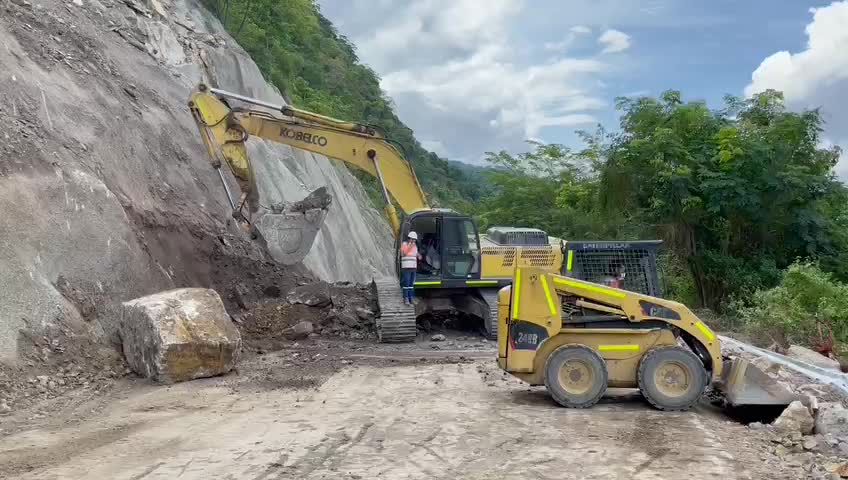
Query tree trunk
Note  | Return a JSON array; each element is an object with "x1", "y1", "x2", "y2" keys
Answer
[{"x1": 234, "y1": 0, "x2": 252, "y2": 37}]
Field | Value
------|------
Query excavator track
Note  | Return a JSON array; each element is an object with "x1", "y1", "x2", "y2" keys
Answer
[
  {"x1": 480, "y1": 289, "x2": 500, "y2": 340},
  {"x1": 375, "y1": 279, "x2": 418, "y2": 343}
]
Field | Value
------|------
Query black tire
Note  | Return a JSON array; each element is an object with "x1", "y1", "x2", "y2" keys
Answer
[
  {"x1": 544, "y1": 344, "x2": 608, "y2": 408},
  {"x1": 637, "y1": 346, "x2": 707, "y2": 411}
]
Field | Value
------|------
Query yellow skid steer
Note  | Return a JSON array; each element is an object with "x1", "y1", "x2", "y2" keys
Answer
[{"x1": 496, "y1": 267, "x2": 799, "y2": 410}]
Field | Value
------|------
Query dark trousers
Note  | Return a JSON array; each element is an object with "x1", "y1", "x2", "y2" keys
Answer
[{"x1": 400, "y1": 269, "x2": 416, "y2": 302}]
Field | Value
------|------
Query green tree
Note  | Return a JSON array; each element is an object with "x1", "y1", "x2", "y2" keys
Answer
[{"x1": 596, "y1": 89, "x2": 844, "y2": 308}]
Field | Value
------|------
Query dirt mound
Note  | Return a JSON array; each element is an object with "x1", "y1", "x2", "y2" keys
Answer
[{"x1": 237, "y1": 282, "x2": 379, "y2": 351}]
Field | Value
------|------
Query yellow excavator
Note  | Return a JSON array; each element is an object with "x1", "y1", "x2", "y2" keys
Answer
[
  {"x1": 188, "y1": 83, "x2": 568, "y2": 342},
  {"x1": 496, "y1": 266, "x2": 799, "y2": 410}
]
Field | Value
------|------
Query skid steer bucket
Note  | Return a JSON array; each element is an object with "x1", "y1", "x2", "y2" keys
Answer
[
  {"x1": 716, "y1": 358, "x2": 800, "y2": 407},
  {"x1": 252, "y1": 187, "x2": 332, "y2": 265}
]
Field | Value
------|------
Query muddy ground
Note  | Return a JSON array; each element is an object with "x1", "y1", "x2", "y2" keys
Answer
[{"x1": 0, "y1": 334, "x2": 826, "y2": 480}]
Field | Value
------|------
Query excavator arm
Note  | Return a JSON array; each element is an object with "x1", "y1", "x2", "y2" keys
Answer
[{"x1": 188, "y1": 83, "x2": 428, "y2": 235}]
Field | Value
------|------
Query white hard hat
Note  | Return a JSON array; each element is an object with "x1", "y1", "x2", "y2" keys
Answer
[{"x1": 407, "y1": 231, "x2": 418, "y2": 240}]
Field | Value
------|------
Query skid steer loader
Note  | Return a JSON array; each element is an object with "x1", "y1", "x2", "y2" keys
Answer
[{"x1": 496, "y1": 262, "x2": 799, "y2": 411}]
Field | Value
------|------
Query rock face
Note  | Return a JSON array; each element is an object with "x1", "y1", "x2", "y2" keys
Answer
[
  {"x1": 816, "y1": 403, "x2": 848, "y2": 437},
  {"x1": 787, "y1": 345, "x2": 841, "y2": 371},
  {"x1": 0, "y1": 0, "x2": 394, "y2": 363},
  {"x1": 773, "y1": 401, "x2": 815, "y2": 435},
  {"x1": 120, "y1": 289, "x2": 241, "y2": 383}
]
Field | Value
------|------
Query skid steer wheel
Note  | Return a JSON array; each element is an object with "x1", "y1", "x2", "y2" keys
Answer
[
  {"x1": 637, "y1": 346, "x2": 707, "y2": 411},
  {"x1": 544, "y1": 344, "x2": 608, "y2": 408}
]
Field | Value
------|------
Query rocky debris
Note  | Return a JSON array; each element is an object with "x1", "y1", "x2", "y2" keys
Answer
[
  {"x1": 800, "y1": 383, "x2": 830, "y2": 398},
  {"x1": 788, "y1": 345, "x2": 841, "y2": 371},
  {"x1": 803, "y1": 436, "x2": 820, "y2": 450},
  {"x1": 356, "y1": 307, "x2": 375, "y2": 322},
  {"x1": 816, "y1": 403, "x2": 848, "y2": 437},
  {"x1": 120, "y1": 288, "x2": 242, "y2": 383},
  {"x1": 431, "y1": 334, "x2": 446, "y2": 342},
  {"x1": 0, "y1": 314, "x2": 130, "y2": 412},
  {"x1": 802, "y1": 393, "x2": 821, "y2": 413},
  {"x1": 334, "y1": 311, "x2": 360, "y2": 328},
  {"x1": 239, "y1": 282, "x2": 378, "y2": 349},
  {"x1": 289, "y1": 186, "x2": 333, "y2": 213},
  {"x1": 0, "y1": 399, "x2": 11, "y2": 414},
  {"x1": 751, "y1": 356, "x2": 786, "y2": 377},
  {"x1": 283, "y1": 321, "x2": 314, "y2": 341},
  {"x1": 54, "y1": 275, "x2": 98, "y2": 321},
  {"x1": 287, "y1": 283, "x2": 332, "y2": 307},
  {"x1": 761, "y1": 427, "x2": 848, "y2": 478},
  {"x1": 774, "y1": 401, "x2": 815, "y2": 435}
]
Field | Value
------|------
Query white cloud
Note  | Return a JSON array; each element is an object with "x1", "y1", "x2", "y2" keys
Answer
[
  {"x1": 355, "y1": 0, "x2": 522, "y2": 72},
  {"x1": 598, "y1": 29, "x2": 632, "y2": 54},
  {"x1": 544, "y1": 40, "x2": 570, "y2": 52},
  {"x1": 745, "y1": 1, "x2": 848, "y2": 177},
  {"x1": 381, "y1": 54, "x2": 606, "y2": 138},
  {"x1": 544, "y1": 25, "x2": 593, "y2": 52},
  {"x1": 318, "y1": 0, "x2": 618, "y2": 160}
]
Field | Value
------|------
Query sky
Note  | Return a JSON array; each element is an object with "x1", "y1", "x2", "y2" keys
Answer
[{"x1": 317, "y1": 0, "x2": 848, "y2": 174}]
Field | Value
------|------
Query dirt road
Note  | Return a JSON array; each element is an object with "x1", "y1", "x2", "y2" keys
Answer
[{"x1": 0, "y1": 345, "x2": 797, "y2": 480}]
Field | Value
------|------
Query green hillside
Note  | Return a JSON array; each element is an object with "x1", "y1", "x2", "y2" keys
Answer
[{"x1": 203, "y1": 0, "x2": 485, "y2": 212}]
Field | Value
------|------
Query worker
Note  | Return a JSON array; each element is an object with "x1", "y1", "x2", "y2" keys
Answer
[
  {"x1": 400, "y1": 231, "x2": 421, "y2": 304},
  {"x1": 423, "y1": 237, "x2": 440, "y2": 273},
  {"x1": 603, "y1": 264, "x2": 626, "y2": 289}
]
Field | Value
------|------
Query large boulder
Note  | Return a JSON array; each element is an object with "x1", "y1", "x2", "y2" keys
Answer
[
  {"x1": 120, "y1": 289, "x2": 241, "y2": 383},
  {"x1": 816, "y1": 403, "x2": 848, "y2": 437},
  {"x1": 773, "y1": 400, "x2": 815, "y2": 435},
  {"x1": 787, "y1": 345, "x2": 841, "y2": 371}
]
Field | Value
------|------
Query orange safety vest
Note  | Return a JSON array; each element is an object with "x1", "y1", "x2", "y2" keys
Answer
[{"x1": 400, "y1": 242, "x2": 418, "y2": 269}]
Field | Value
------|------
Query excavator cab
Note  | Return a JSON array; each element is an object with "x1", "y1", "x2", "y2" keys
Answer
[{"x1": 397, "y1": 209, "x2": 482, "y2": 283}]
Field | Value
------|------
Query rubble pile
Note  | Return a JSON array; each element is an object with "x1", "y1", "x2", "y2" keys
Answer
[
  {"x1": 237, "y1": 282, "x2": 379, "y2": 351},
  {"x1": 728, "y1": 341, "x2": 848, "y2": 478},
  {"x1": 0, "y1": 328, "x2": 129, "y2": 416}
]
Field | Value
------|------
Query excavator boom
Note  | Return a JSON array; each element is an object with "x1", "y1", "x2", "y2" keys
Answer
[{"x1": 188, "y1": 84, "x2": 428, "y2": 240}]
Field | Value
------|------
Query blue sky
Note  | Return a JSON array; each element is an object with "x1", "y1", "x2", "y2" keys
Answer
[{"x1": 317, "y1": 1, "x2": 847, "y2": 173}]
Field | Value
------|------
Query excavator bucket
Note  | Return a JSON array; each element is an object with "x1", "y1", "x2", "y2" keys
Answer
[
  {"x1": 252, "y1": 187, "x2": 332, "y2": 265},
  {"x1": 715, "y1": 358, "x2": 800, "y2": 407}
]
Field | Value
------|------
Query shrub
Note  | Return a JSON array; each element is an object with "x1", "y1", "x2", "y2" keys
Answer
[{"x1": 740, "y1": 261, "x2": 848, "y2": 350}]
